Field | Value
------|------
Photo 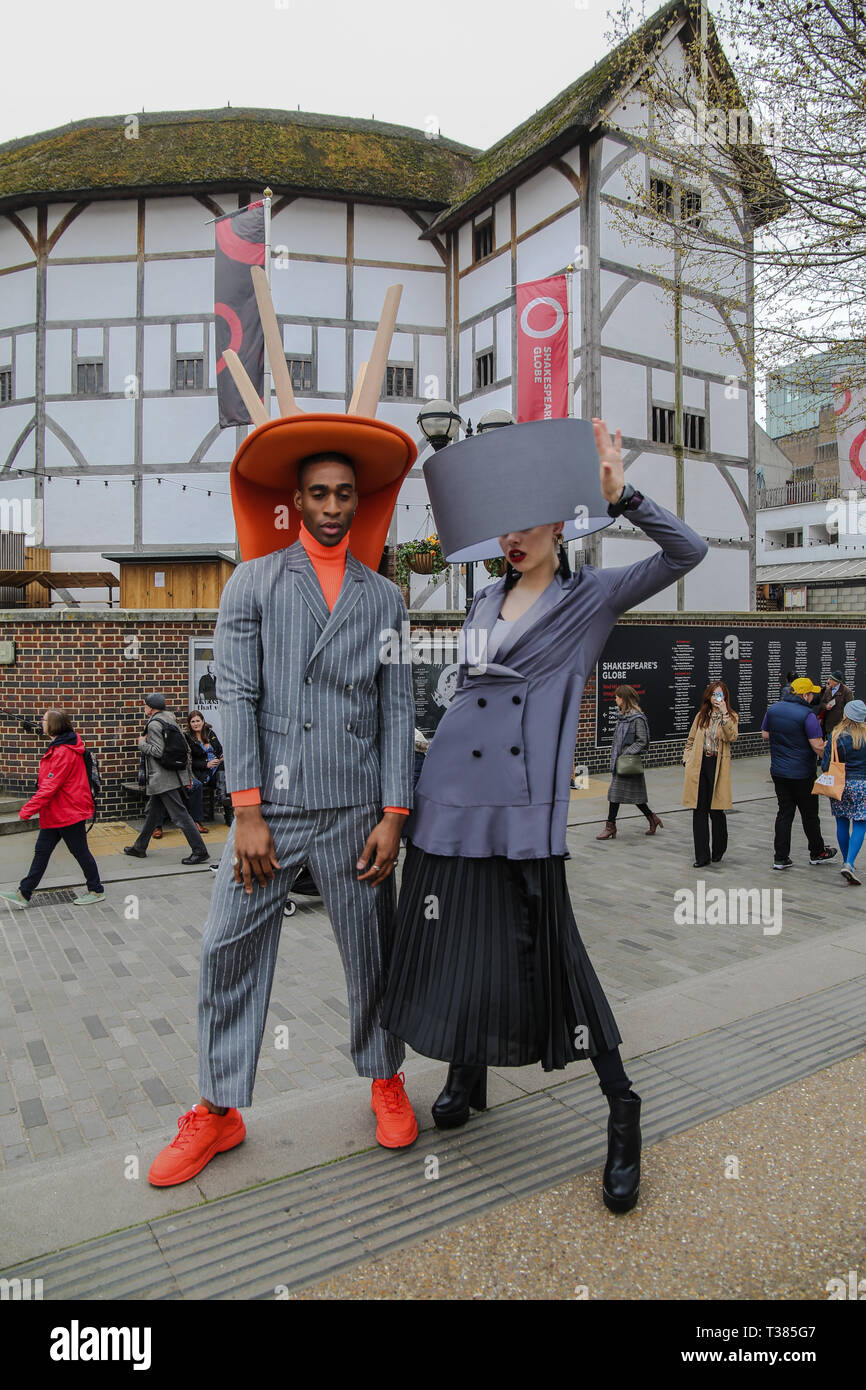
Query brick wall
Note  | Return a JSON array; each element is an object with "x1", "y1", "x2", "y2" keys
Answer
[
  {"x1": 0, "y1": 609, "x2": 221, "y2": 820},
  {"x1": 2, "y1": 606, "x2": 864, "y2": 820}
]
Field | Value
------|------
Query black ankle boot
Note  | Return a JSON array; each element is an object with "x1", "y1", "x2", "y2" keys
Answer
[
  {"x1": 602, "y1": 1090, "x2": 641, "y2": 1213},
  {"x1": 431, "y1": 1064, "x2": 487, "y2": 1130}
]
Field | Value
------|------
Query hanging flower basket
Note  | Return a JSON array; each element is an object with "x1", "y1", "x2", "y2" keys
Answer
[
  {"x1": 484, "y1": 556, "x2": 506, "y2": 577},
  {"x1": 396, "y1": 536, "x2": 447, "y2": 587}
]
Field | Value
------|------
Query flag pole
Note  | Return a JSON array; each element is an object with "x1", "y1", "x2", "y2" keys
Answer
[{"x1": 263, "y1": 186, "x2": 273, "y2": 418}]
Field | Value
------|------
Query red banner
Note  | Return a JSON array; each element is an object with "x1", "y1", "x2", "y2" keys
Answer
[{"x1": 516, "y1": 275, "x2": 569, "y2": 422}]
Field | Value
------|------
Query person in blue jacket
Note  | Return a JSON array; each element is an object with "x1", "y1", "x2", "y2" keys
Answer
[
  {"x1": 761, "y1": 677, "x2": 837, "y2": 871},
  {"x1": 381, "y1": 419, "x2": 708, "y2": 1215},
  {"x1": 820, "y1": 699, "x2": 866, "y2": 885}
]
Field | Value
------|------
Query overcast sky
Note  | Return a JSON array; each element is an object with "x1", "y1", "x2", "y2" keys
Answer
[{"x1": 1, "y1": 0, "x2": 623, "y2": 150}]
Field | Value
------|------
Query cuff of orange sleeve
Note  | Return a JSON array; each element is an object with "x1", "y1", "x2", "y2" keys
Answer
[
  {"x1": 383, "y1": 806, "x2": 409, "y2": 815},
  {"x1": 231, "y1": 787, "x2": 262, "y2": 807}
]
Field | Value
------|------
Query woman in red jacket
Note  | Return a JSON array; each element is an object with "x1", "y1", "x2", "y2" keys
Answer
[{"x1": 0, "y1": 708, "x2": 104, "y2": 908}]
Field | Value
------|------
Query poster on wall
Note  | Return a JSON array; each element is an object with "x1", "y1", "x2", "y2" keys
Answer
[
  {"x1": 595, "y1": 625, "x2": 862, "y2": 745},
  {"x1": 188, "y1": 637, "x2": 222, "y2": 743}
]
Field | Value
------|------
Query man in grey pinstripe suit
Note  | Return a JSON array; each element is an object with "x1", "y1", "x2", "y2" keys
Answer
[{"x1": 149, "y1": 454, "x2": 418, "y2": 1186}]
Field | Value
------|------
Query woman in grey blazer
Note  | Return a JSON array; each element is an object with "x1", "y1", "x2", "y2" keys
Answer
[
  {"x1": 596, "y1": 685, "x2": 662, "y2": 839},
  {"x1": 381, "y1": 419, "x2": 708, "y2": 1213}
]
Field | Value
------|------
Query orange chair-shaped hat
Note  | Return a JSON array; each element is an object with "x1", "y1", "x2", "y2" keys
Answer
[{"x1": 223, "y1": 271, "x2": 417, "y2": 570}]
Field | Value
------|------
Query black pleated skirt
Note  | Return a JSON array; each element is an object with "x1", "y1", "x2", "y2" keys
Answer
[{"x1": 380, "y1": 840, "x2": 622, "y2": 1071}]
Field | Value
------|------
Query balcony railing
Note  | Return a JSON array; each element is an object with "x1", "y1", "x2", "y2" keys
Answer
[{"x1": 756, "y1": 478, "x2": 866, "y2": 509}]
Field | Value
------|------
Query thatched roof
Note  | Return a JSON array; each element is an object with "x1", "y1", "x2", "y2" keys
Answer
[{"x1": 0, "y1": 107, "x2": 478, "y2": 214}]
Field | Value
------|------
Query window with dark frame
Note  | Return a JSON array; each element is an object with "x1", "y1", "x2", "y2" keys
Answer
[
  {"x1": 385, "y1": 364, "x2": 414, "y2": 398},
  {"x1": 680, "y1": 189, "x2": 703, "y2": 229},
  {"x1": 76, "y1": 361, "x2": 104, "y2": 395},
  {"x1": 473, "y1": 217, "x2": 494, "y2": 262},
  {"x1": 475, "y1": 350, "x2": 494, "y2": 390},
  {"x1": 683, "y1": 410, "x2": 706, "y2": 451},
  {"x1": 0, "y1": 368, "x2": 11, "y2": 403},
  {"x1": 649, "y1": 176, "x2": 674, "y2": 219},
  {"x1": 652, "y1": 404, "x2": 676, "y2": 444},
  {"x1": 175, "y1": 357, "x2": 204, "y2": 391},
  {"x1": 286, "y1": 356, "x2": 313, "y2": 392}
]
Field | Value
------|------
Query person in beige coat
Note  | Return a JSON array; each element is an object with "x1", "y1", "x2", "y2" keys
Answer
[{"x1": 682, "y1": 680, "x2": 739, "y2": 867}]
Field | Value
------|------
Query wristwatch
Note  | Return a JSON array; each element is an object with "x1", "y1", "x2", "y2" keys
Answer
[{"x1": 607, "y1": 483, "x2": 644, "y2": 517}]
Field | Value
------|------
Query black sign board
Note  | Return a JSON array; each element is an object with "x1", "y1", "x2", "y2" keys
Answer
[{"x1": 596, "y1": 625, "x2": 862, "y2": 746}]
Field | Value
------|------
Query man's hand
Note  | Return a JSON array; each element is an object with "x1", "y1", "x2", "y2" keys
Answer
[
  {"x1": 356, "y1": 812, "x2": 404, "y2": 884},
  {"x1": 592, "y1": 417, "x2": 625, "y2": 504},
  {"x1": 232, "y1": 805, "x2": 281, "y2": 894},
  {"x1": 138, "y1": 735, "x2": 147, "y2": 747}
]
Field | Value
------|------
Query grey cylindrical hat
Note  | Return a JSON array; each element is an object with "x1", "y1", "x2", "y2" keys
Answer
[
  {"x1": 844, "y1": 698, "x2": 866, "y2": 722},
  {"x1": 422, "y1": 417, "x2": 613, "y2": 562},
  {"x1": 144, "y1": 692, "x2": 167, "y2": 710}
]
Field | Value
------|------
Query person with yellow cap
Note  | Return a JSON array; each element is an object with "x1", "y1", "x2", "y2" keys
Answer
[{"x1": 761, "y1": 677, "x2": 837, "y2": 870}]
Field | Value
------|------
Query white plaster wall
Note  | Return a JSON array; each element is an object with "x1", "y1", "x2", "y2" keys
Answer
[
  {"x1": 418, "y1": 334, "x2": 446, "y2": 400},
  {"x1": 600, "y1": 199, "x2": 677, "y2": 278},
  {"x1": 143, "y1": 397, "x2": 221, "y2": 466},
  {"x1": 516, "y1": 211, "x2": 580, "y2": 283},
  {"x1": 709, "y1": 381, "x2": 749, "y2": 457},
  {"x1": 354, "y1": 204, "x2": 440, "y2": 267},
  {"x1": 14, "y1": 332, "x2": 36, "y2": 397},
  {"x1": 43, "y1": 477, "x2": 134, "y2": 545},
  {"x1": 316, "y1": 325, "x2": 346, "y2": 394},
  {"x1": 44, "y1": 329, "x2": 72, "y2": 395},
  {"x1": 274, "y1": 198, "x2": 347, "y2": 259},
  {"x1": 141, "y1": 473, "x2": 234, "y2": 545},
  {"x1": 600, "y1": 355, "x2": 647, "y2": 438},
  {"x1": 355, "y1": 265, "x2": 440, "y2": 326},
  {"x1": 475, "y1": 317, "x2": 493, "y2": 351},
  {"x1": 621, "y1": 451, "x2": 677, "y2": 512},
  {"x1": 598, "y1": 139, "x2": 644, "y2": 202},
  {"x1": 51, "y1": 202, "x2": 137, "y2": 257},
  {"x1": 0, "y1": 406, "x2": 35, "y2": 471},
  {"x1": 47, "y1": 400, "x2": 135, "y2": 468},
  {"x1": 281, "y1": 323, "x2": 313, "y2": 354},
  {"x1": 458, "y1": 223, "x2": 471, "y2": 271},
  {"x1": 681, "y1": 299, "x2": 745, "y2": 376},
  {"x1": 458, "y1": 328, "x2": 472, "y2": 396},
  {"x1": 685, "y1": 545, "x2": 750, "y2": 611},
  {"x1": 0, "y1": 267, "x2": 37, "y2": 327},
  {"x1": 108, "y1": 326, "x2": 137, "y2": 393},
  {"x1": 458, "y1": 253, "x2": 510, "y2": 323},
  {"x1": 47, "y1": 262, "x2": 136, "y2": 320},
  {"x1": 143, "y1": 325, "x2": 171, "y2": 391},
  {"x1": 143, "y1": 258, "x2": 211, "y2": 318},
  {"x1": 495, "y1": 195, "x2": 511, "y2": 245},
  {"x1": 496, "y1": 309, "x2": 511, "y2": 380},
  {"x1": 145, "y1": 197, "x2": 213, "y2": 254},
  {"x1": 601, "y1": 277, "x2": 673, "y2": 358},
  {"x1": 0, "y1": 218, "x2": 36, "y2": 271},
  {"x1": 684, "y1": 457, "x2": 751, "y2": 541},
  {"x1": 515, "y1": 165, "x2": 576, "y2": 238},
  {"x1": 272, "y1": 258, "x2": 345, "y2": 319}
]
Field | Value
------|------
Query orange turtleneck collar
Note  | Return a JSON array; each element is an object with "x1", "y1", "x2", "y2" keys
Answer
[{"x1": 299, "y1": 520, "x2": 349, "y2": 612}]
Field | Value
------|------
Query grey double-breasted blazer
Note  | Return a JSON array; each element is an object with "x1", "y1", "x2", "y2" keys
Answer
[
  {"x1": 213, "y1": 540, "x2": 415, "y2": 812},
  {"x1": 407, "y1": 493, "x2": 708, "y2": 859}
]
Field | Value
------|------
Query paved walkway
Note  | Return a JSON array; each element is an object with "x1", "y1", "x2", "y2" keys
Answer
[{"x1": 0, "y1": 754, "x2": 863, "y2": 1296}]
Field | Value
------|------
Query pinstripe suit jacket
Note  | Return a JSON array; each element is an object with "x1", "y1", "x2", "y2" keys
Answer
[{"x1": 213, "y1": 540, "x2": 415, "y2": 812}]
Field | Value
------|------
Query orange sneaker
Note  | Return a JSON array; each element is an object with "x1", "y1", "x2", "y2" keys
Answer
[
  {"x1": 370, "y1": 1072, "x2": 418, "y2": 1148},
  {"x1": 148, "y1": 1104, "x2": 245, "y2": 1186}
]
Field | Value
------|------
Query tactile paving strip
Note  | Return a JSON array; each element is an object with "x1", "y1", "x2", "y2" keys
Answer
[{"x1": 3, "y1": 975, "x2": 864, "y2": 1299}]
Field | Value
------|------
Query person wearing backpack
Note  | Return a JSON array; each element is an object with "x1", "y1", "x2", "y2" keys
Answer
[
  {"x1": 123, "y1": 693, "x2": 209, "y2": 864},
  {"x1": 0, "y1": 708, "x2": 105, "y2": 908}
]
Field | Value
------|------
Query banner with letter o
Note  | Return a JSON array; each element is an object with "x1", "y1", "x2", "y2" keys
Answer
[{"x1": 516, "y1": 275, "x2": 569, "y2": 423}]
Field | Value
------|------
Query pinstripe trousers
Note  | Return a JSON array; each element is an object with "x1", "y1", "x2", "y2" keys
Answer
[{"x1": 198, "y1": 802, "x2": 406, "y2": 1106}]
